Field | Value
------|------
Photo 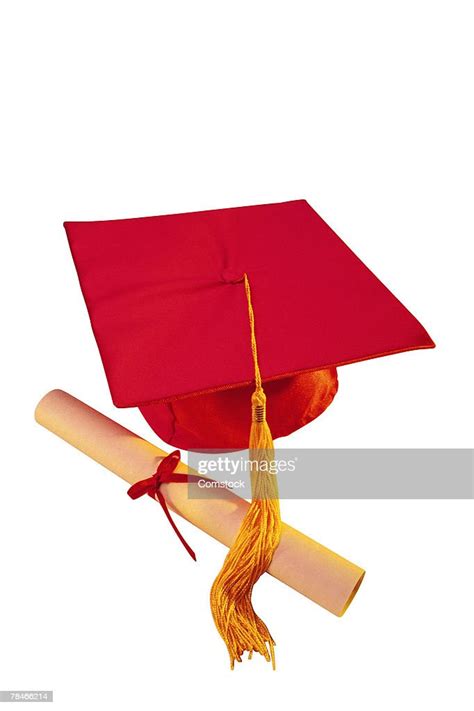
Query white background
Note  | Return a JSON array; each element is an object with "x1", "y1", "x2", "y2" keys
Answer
[{"x1": 1, "y1": 2, "x2": 473, "y2": 709}]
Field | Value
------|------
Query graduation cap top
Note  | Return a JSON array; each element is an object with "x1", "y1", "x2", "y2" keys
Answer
[{"x1": 64, "y1": 199, "x2": 434, "y2": 450}]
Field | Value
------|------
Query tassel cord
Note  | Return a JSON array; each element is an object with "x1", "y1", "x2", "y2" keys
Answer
[{"x1": 210, "y1": 273, "x2": 282, "y2": 669}]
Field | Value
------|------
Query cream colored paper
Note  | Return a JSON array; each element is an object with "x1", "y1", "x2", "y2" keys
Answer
[{"x1": 35, "y1": 389, "x2": 364, "y2": 616}]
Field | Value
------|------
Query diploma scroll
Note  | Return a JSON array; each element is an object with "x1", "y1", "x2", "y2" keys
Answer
[{"x1": 35, "y1": 389, "x2": 365, "y2": 616}]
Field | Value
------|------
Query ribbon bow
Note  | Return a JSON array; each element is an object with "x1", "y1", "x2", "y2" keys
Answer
[{"x1": 127, "y1": 450, "x2": 200, "y2": 561}]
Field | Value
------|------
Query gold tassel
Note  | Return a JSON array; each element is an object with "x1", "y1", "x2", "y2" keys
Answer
[{"x1": 210, "y1": 274, "x2": 282, "y2": 669}]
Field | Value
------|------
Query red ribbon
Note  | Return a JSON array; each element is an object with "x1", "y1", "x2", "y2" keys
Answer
[{"x1": 127, "y1": 450, "x2": 200, "y2": 561}]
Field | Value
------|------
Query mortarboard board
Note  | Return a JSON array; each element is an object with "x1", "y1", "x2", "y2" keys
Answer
[
  {"x1": 64, "y1": 199, "x2": 434, "y2": 668},
  {"x1": 64, "y1": 199, "x2": 433, "y2": 451}
]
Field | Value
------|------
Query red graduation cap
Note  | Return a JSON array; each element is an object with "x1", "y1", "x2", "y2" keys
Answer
[
  {"x1": 65, "y1": 199, "x2": 434, "y2": 451},
  {"x1": 64, "y1": 199, "x2": 434, "y2": 668}
]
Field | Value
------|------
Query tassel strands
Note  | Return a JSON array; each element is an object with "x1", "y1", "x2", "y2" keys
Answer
[{"x1": 210, "y1": 274, "x2": 282, "y2": 669}]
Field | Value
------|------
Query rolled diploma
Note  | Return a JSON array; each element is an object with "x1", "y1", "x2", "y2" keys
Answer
[{"x1": 35, "y1": 389, "x2": 364, "y2": 616}]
